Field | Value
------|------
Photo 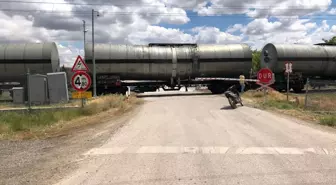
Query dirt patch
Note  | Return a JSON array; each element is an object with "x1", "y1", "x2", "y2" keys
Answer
[
  {"x1": 0, "y1": 96, "x2": 144, "y2": 185},
  {"x1": 0, "y1": 98, "x2": 142, "y2": 185}
]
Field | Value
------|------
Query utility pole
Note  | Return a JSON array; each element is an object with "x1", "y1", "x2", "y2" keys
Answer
[
  {"x1": 92, "y1": 9, "x2": 99, "y2": 97},
  {"x1": 83, "y1": 20, "x2": 87, "y2": 58},
  {"x1": 82, "y1": 20, "x2": 87, "y2": 107}
]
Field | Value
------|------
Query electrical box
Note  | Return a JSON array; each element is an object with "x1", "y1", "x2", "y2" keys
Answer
[
  {"x1": 28, "y1": 74, "x2": 48, "y2": 105},
  {"x1": 47, "y1": 72, "x2": 69, "y2": 104},
  {"x1": 12, "y1": 87, "x2": 24, "y2": 104}
]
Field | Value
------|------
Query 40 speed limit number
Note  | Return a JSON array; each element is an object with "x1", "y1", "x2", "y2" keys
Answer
[{"x1": 71, "y1": 71, "x2": 92, "y2": 91}]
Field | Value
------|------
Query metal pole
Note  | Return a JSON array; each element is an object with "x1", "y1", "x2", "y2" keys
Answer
[
  {"x1": 263, "y1": 86, "x2": 266, "y2": 104},
  {"x1": 287, "y1": 72, "x2": 289, "y2": 101},
  {"x1": 82, "y1": 20, "x2": 86, "y2": 108},
  {"x1": 92, "y1": 9, "x2": 97, "y2": 97},
  {"x1": 305, "y1": 78, "x2": 309, "y2": 108},
  {"x1": 83, "y1": 20, "x2": 86, "y2": 55},
  {"x1": 27, "y1": 68, "x2": 31, "y2": 112}
]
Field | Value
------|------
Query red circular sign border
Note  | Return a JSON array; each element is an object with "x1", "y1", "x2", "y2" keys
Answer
[
  {"x1": 257, "y1": 68, "x2": 273, "y2": 84},
  {"x1": 71, "y1": 71, "x2": 92, "y2": 92}
]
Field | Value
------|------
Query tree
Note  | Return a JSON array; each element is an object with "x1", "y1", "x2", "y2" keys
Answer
[
  {"x1": 252, "y1": 49, "x2": 261, "y2": 72},
  {"x1": 60, "y1": 65, "x2": 66, "y2": 72},
  {"x1": 322, "y1": 36, "x2": 336, "y2": 45}
]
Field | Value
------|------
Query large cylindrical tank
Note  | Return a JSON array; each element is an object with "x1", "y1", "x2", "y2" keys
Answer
[
  {"x1": 84, "y1": 43, "x2": 252, "y2": 80},
  {"x1": 261, "y1": 43, "x2": 336, "y2": 78},
  {"x1": 0, "y1": 42, "x2": 60, "y2": 84}
]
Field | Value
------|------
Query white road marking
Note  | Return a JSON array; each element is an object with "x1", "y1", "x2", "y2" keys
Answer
[
  {"x1": 136, "y1": 146, "x2": 181, "y2": 154},
  {"x1": 83, "y1": 147, "x2": 126, "y2": 155},
  {"x1": 273, "y1": 147, "x2": 316, "y2": 155},
  {"x1": 201, "y1": 147, "x2": 229, "y2": 154},
  {"x1": 82, "y1": 146, "x2": 336, "y2": 156},
  {"x1": 235, "y1": 147, "x2": 278, "y2": 154},
  {"x1": 323, "y1": 148, "x2": 330, "y2": 155}
]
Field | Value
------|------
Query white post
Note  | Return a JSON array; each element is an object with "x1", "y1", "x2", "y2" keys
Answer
[
  {"x1": 305, "y1": 78, "x2": 309, "y2": 108},
  {"x1": 127, "y1": 86, "x2": 131, "y2": 97},
  {"x1": 287, "y1": 71, "x2": 289, "y2": 101}
]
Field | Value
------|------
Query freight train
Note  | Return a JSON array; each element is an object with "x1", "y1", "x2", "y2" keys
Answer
[
  {"x1": 83, "y1": 43, "x2": 253, "y2": 94},
  {"x1": 261, "y1": 43, "x2": 336, "y2": 92},
  {"x1": 0, "y1": 42, "x2": 60, "y2": 96},
  {"x1": 1, "y1": 42, "x2": 336, "y2": 96}
]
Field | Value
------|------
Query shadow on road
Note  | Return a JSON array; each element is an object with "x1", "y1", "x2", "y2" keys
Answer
[
  {"x1": 220, "y1": 106, "x2": 234, "y2": 110},
  {"x1": 136, "y1": 92, "x2": 214, "y2": 98}
]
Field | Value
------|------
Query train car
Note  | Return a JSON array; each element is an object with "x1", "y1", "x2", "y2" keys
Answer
[
  {"x1": 84, "y1": 43, "x2": 253, "y2": 94},
  {"x1": 260, "y1": 43, "x2": 336, "y2": 92},
  {"x1": 0, "y1": 42, "x2": 60, "y2": 94}
]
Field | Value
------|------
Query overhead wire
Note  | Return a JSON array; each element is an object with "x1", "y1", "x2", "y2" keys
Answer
[
  {"x1": 0, "y1": 0, "x2": 334, "y2": 44},
  {"x1": 0, "y1": 0, "x2": 334, "y2": 21},
  {"x1": 0, "y1": 0, "x2": 334, "y2": 15},
  {"x1": 0, "y1": 9, "x2": 335, "y2": 20},
  {"x1": 0, "y1": 0, "x2": 335, "y2": 10}
]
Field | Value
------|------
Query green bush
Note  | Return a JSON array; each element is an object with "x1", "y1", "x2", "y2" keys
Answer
[
  {"x1": 0, "y1": 94, "x2": 137, "y2": 135},
  {"x1": 264, "y1": 100, "x2": 296, "y2": 110},
  {"x1": 319, "y1": 116, "x2": 336, "y2": 127},
  {"x1": 0, "y1": 110, "x2": 83, "y2": 132}
]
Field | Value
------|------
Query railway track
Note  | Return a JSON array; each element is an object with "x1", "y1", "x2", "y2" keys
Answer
[{"x1": 0, "y1": 99, "x2": 12, "y2": 103}]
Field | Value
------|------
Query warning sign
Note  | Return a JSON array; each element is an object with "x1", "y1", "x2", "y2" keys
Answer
[{"x1": 71, "y1": 55, "x2": 89, "y2": 72}]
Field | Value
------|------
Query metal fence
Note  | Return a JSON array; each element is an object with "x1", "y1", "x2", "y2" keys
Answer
[{"x1": 300, "y1": 78, "x2": 336, "y2": 114}]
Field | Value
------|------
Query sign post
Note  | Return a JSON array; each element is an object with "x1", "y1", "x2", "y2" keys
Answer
[
  {"x1": 71, "y1": 71, "x2": 92, "y2": 107},
  {"x1": 305, "y1": 78, "x2": 309, "y2": 108},
  {"x1": 257, "y1": 68, "x2": 274, "y2": 104},
  {"x1": 71, "y1": 55, "x2": 91, "y2": 107},
  {"x1": 285, "y1": 62, "x2": 293, "y2": 101}
]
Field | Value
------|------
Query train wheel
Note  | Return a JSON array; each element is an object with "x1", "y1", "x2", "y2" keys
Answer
[
  {"x1": 208, "y1": 83, "x2": 227, "y2": 94},
  {"x1": 293, "y1": 87, "x2": 303, "y2": 93}
]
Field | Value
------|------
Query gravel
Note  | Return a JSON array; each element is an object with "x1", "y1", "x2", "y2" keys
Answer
[{"x1": 0, "y1": 105, "x2": 141, "y2": 185}]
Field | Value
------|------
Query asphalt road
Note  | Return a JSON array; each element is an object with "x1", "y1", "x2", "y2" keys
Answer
[{"x1": 54, "y1": 92, "x2": 336, "y2": 185}]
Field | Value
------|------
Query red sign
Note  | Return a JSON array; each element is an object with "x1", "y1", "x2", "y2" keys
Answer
[
  {"x1": 257, "y1": 68, "x2": 273, "y2": 84},
  {"x1": 71, "y1": 71, "x2": 92, "y2": 92},
  {"x1": 71, "y1": 55, "x2": 89, "y2": 72}
]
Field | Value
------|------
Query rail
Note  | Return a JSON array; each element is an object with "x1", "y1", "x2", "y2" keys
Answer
[{"x1": 195, "y1": 77, "x2": 259, "y2": 82}]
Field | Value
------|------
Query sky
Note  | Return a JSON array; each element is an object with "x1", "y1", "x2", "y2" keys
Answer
[{"x1": 1, "y1": 0, "x2": 336, "y2": 67}]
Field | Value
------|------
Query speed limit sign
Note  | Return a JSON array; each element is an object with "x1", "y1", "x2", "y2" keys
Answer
[{"x1": 71, "y1": 71, "x2": 92, "y2": 92}]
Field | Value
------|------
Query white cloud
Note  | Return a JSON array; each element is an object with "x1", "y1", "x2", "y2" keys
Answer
[
  {"x1": 160, "y1": 0, "x2": 208, "y2": 10},
  {"x1": 328, "y1": 8, "x2": 336, "y2": 14},
  {"x1": 242, "y1": 18, "x2": 336, "y2": 50},
  {"x1": 193, "y1": 0, "x2": 332, "y2": 18},
  {"x1": 1, "y1": 0, "x2": 336, "y2": 67},
  {"x1": 243, "y1": 18, "x2": 282, "y2": 35},
  {"x1": 127, "y1": 26, "x2": 194, "y2": 44},
  {"x1": 227, "y1": 24, "x2": 244, "y2": 33},
  {"x1": 192, "y1": 26, "x2": 243, "y2": 43},
  {"x1": 57, "y1": 42, "x2": 85, "y2": 67}
]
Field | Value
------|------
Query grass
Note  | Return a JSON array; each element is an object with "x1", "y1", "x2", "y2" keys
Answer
[
  {"x1": 0, "y1": 94, "x2": 143, "y2": 140},
  {"x1": 320, "y1": 116, "x2": 336, "y2": 126},
  {"x1": 242, "y1": 90, "x2": 336, "y2": 127}
]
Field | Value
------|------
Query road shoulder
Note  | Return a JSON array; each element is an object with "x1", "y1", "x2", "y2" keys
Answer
[{"x1": 0, "y1": 102, "x2": 144, "y2": 185}]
